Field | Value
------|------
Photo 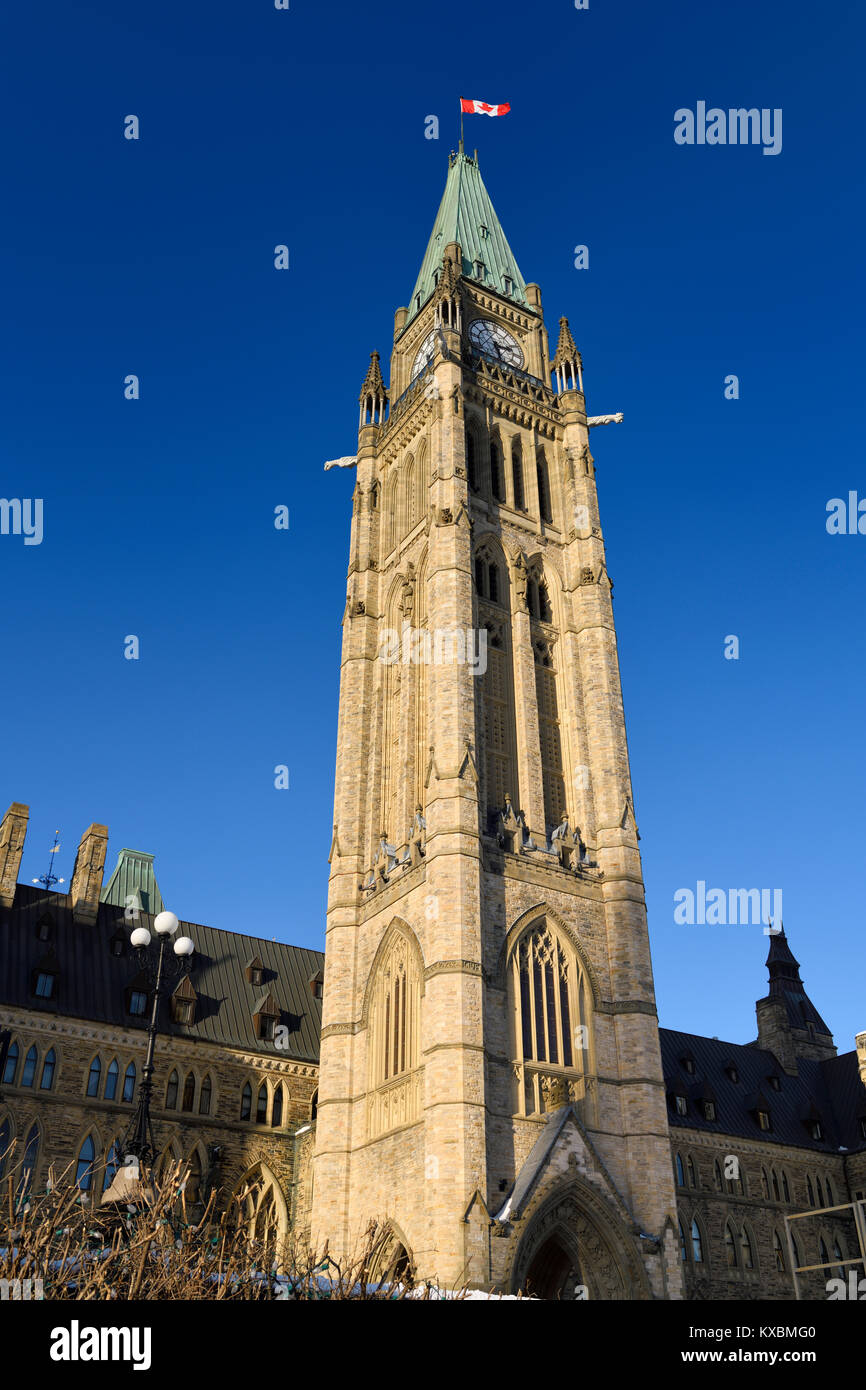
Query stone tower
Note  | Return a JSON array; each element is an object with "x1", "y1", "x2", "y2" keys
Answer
[{"x1": 312, "y1": 150, "x2": 682, "y2": 1299}]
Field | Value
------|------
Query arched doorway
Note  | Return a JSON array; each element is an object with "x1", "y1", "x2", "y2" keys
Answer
[
  {"x1": 230, "y1": 1163, "x2": 288, "y2": 1247},
  {"x1": 524, "y1": 1232, "x2": 584, "y2": 1300},
  {"x1": 511, "y1": 1180, "x2": 650, "y2": 1301}
]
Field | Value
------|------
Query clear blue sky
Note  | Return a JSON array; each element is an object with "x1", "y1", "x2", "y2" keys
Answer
[{"x1": 2, "y1": 0, "x2": 863, "y2": 1052}]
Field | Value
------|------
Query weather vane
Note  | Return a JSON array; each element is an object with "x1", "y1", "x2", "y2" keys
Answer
[{"x1": 32, "y1": 829, "x2": 65, "y2": 891}]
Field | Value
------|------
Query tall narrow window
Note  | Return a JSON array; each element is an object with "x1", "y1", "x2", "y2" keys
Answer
[
  {"x1": 271, "y1": 1083, "x2": 284, "y2": 1128},
  {"x1": 40, "y1": 1049, "x2": 56, "y2": 1090},
  {"x1": 76, "y1": 1135, "x2": 97, "y2": 1191},
  {"x1": 122, "y1": 1063, "x2": 136, "y2": 1103},
  {"x1": 691, "y1": 1219, "x2": 704, "y2": 1264},
  {"x1": 21, "y1": 1046, "x2": 37, "y2": 1088},
  {"x1": 256, "y1": 1084, "x2": 268, "y2": 1124},
  {"x1": 782, "y1": 1171, "x2": 791, "y2": 1202},
  {"x1": 2, "y1": 1041, "x2": 18, "y2": 1086},
  {"x1": 87, "y1": 1056, "x2": 101, "y2": 1097},
  {"x1": 675, "y1": 1154, "x2": 685, "y2": 1187},
  {"x1": 480, "y1": 618, "x2": 518, "y2": 816},
  {"x1": 807, "y1": 1176, "x2": 814, "y2": 1205},
  {"x1": 240, "y1": 1082, "x2": 252, "y2": 1121},
  {"x1": 687, "y1": 1156, "x2": 697, "y2": 1188},
  {"x1": 490, "y1": 436, "x2": 504, "y2": 502},
  {"x1": 199, "y1": 1075, "x2": 212, "y2": 1116},
  {"x1": 103, "y1": 1140, "x2": 121, "y2": 1192},
  {"x1": 182, "y1": 1073, "x2": 195, "y2": 1112},
  {"x1": 465, "y1": 429, "x2": 478, "y2": 491},
  {"x1": 740, "y1": 1227, "x2": 754, "y2": 1270},
  {"x1": 512, "y1": 439, "x2": 525, "y2": 509},
  {"x1": 165, "y1": 1070, "x2": 179, "y2": 1109},
  {"x1": 678, "y1": 1220, "x2": 687, "y2": 1263},
  {"x1": 774, "y1": 1230, "x2": 786, "y2": 1272},
  {"x1": 17, "y1": 1124, "x2": 39, "y2": 1207},
  {"x1": 105, "y1": 1058, "x2": 119, "y2": 1101},
  {"x1": 772, "y1": 1170, "x2": 780, "y2": 1201},
  {"x1": 536, "y1": 448, "x2": 552, "y2": 523},
  {"x1": 725, "y1": 1224, "x2": 737, "y2": 1268},
  {"x1": 534, "y1": 639, "x2": 566, "y2": 831}
]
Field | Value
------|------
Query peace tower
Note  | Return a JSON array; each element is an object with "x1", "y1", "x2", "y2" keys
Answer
[{"x1": 311, "y1": 148, "x2": 683, "y2": 1298}]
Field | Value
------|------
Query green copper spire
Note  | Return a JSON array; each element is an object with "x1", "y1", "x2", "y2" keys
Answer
[
  {"x1": 100, "y1": 848, "x2": 164, "y2": 916},
  {"x1": 406, "y1": 151, "x2": 529, "y2": 326}
]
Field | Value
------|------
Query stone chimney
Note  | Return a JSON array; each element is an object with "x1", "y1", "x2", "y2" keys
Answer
[
  {"x1": 70, "y1": 823, "x2": 109, "y2": 925},
  {"x1": 857, "y1": 1033, "x2": 866, "y2": 1092},
  {"x1": 0, "y1": 802, "x2": 29, "y2": 909}
]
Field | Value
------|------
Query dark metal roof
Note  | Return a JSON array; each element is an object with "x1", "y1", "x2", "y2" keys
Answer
[
  {"x1": 660, "y1": 1027, "x2": 865, "y2": 1154},
  {"x1": 0, "y1": 884, "x2": 323, "y2": 1063}
]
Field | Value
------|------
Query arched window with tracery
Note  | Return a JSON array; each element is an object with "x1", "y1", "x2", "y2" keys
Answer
[
  {"x1": 740, "y1": 1226, "x2": 755, "y2": 1270},
  {"x1": 490, "y1": 435, "x2": 505, "y2": 502},
  {"x1": 271, "y1": 1083, "x2": 284, "y2": 1128},
  {"x1": 105, "y1": 1058, "x2": 119, "y2": 1101},
  {"x1": 165, "y1": 1070, "x2": 179, "y2": 1109},
  {"x1": 199, "y1": 1074, "x2": 212, "y2": 1116},
  {"x1": 367, "y1": 926, "x2": 422, "y2": 1139},
  {"x1": 725, "y1": 1223, "x2": 737, "y2": 1268},
  {"x1": 508, "y1": 919, "x2": 593, "y2": 1117},
  {"x1": 2, "y1": 1041, "x2": 18, "y2": 1086},
  {"x1": 76, "y1": 1135, "x2": 97, "y2": 1191},
  {"x1": 533, "y1": 629, "x2": 566, "y2": 831},
  {"x1": 240, "y1": 1082, "x2": 252, "y2": 1121},
  {"x1": 39, "y1": 1049, "x2": 56, "y2": 1090},
  {"x1": 773, "y1": 1229, "x2": 786, "y2": 1272},
  {"x1": 21, "y1": 1046, "x2": 37, "y2": 1088},
  {"x1": 536, "y1": 446, "x2": 553, "y2": 523},
  {"x1": 465, "y1": 427, "x2": 478, "y2": 492},
  {"x1": 691, "y1": 1218, "x2": 704, "y2": 1264}
]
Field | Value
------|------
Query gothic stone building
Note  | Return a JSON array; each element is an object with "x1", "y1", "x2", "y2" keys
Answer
[
  {"x1": 0, "y1": 807, "x2": 322, "y2": 1239},
  {"x1": 2, "y1": 153, "x2": 864, "y2": 1299}
]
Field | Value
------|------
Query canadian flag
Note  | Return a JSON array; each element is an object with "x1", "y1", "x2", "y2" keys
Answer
[{"x1": 460, "y1": 98, "x2": 511, "y2": 117}]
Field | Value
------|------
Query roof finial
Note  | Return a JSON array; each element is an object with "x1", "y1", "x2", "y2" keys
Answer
[{"x1": 31, "y1": 829, "x2": 64, "y2": 892}]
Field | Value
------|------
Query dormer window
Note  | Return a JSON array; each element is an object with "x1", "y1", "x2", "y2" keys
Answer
[
  {"x1": 415, "y1": 293, "x2": 421, "y2": 311},
  {"x1": 479, "y1": 224, "x2": 489, "y2": 238},
  {"x1": 260, "y1": 1015, "x2": 275, "y2": 1041},
  {"x1": 474, "y1": 260, "x2": 485, "y2": 279},
  {"x1": 681, "y1": 1055, "x2": 695, "y2": 1075},
  {"x1": 757, "y1": 1110, "x2": 772, "y2": 1131},
  {"x1": 170, "y1": 976, "x2": 197, "y2": 1026},
  {"x1": 129, "y1": 990, "x2": 148, "y2": 1016},
  {"x1": 246, "y1": 956, "x2": 264, "y2": 987},
  {"x1": 810, "y1": 1119, "x2": 823, "y2": 1141},
  {"x1": 769, "y1": 1075, "x2": 781, "y2": 1091},
  {"x1": 253, "y1": 992, "x2": 280, "y2": 1042},
  {"x1": 675, "y1": 1095, "x2": 688, "y2": 1116},
  {"x1": 309, "y1": 970, "x2": 324, "y2": 1000},
  {"x1": 503, "y1": 275, "x2": 514, "y2": 296},
  {"x1": 34, "y1": 971, "x2": 56, "y2": 999},
  {"x1": 36, "y1": 915, "x2": 53, "y2": 943},
  {"x1": 725, "y1": 1064, "x2": 739, "y2": 1083},
  {"x1": 703, "y1": 1100, "x2": 716, "y2": 1121}
]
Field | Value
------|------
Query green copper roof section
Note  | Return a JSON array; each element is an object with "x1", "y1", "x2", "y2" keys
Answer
[
  {"x1": 100, "y1": 848, "x2": 164, "y2": 916},
  {"x1": 406, "y1": 152, "x2": 529, "y2": 326}
]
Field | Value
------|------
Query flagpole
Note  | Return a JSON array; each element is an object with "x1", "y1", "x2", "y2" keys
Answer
[{"x1": 459, "y1": 98, "x2": 464, "y2": 154}]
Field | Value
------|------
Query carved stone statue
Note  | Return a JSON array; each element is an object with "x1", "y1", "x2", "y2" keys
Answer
[
  {"x1": 586, "y1": 413, "x2": 623, "y2": 427},
  {"x1": 407, "y1": 805, "x2": 427, "y2": 867},
  {"x1": 512, "y1": 552, "x2": 528, "y2": 611},
  {"x1": 399, "y1": 561, "x2": 416, "y2": 624}
]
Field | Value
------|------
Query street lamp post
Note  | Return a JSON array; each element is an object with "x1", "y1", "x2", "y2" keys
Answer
[{"x1": 102, "y1": 910, "x2": 195, "y2": 1203}]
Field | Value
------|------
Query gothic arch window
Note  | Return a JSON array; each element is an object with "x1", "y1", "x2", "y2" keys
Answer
[
  {"x1": 511, "y1": 437, "x2": 525, "y2": 509},
  {"x1": 771, "y1": 1168, "x2": 780, "y2": 1201},
  {"x1": 199, "y1": 1074, "x2": 212, "y2": 1116},
  {"x1": 86, "y1": 1055, "x2": 101, "y2": 1098},
  {"x1": 508, "y1": 919, "x2": 593, "y2": 1117},
  {"x1": 773, "y1": 1229, "x2": 786, "y2": 1272},
  {"x1": 726, "y1": 1166, "x2": 744, "y2": 1197},
  {"x1": 762, "y1": 1167, "x2": 770, "y2": 1199},
  {"x1": 687, "y1": 1155, "x2": 697, "y2": 1188},
  {"x1": 714, "y1": 1159, "x2": 723, "y2": 1191},
  {"x1": 490, "y1": 435, "x2": 505, "y2": 502},
  {"x1": 103, "y1": 1139, "x2": 121, "y2": 1192},
  {"x1": 724, "y1": 1223, "x2": 738, "y2": 1268},
  {"x1": 17, "y1": 1123, "x2": 40, "y2": 1207},
  {"x1": 231, "y1": 1164, "x2": 288, "y2": 1246},
  {"x1": 21, "y1": 1045, "x2": 37, "y2": 1088},
  {"x1": 384, "y1": 471, "x2": 399, "y2": 554},
  {"x1": 832, "y1": 1237, "x2": 845, "y2": 1277},
  {"x1": 240, "y1": 1082, "x2": 252, "y2": 1122},
  {"x1": 182, "y1": 1150, "x2": 203, "y2": 1215},
  {"x1": 782, "y1": 1170, "x2": 791, "y2": 1202},
  {"x1": 536, "y1": 447, "x2": 553, "y2": 523},
  {"x1": 367, "y1": 926, "x2": 422, "y2": 1138},
  {"x1": 256, "y1": 1084, "x2": 268, "y2": 1125},
  {"x1": 690, "y1": 1218, "x2": 705, "y2": 1265},
  {"x1": 819, "y1": 1236, "x2": 830, "y2": 1269},
  {"x1": 271, "y1": 1083, "x2": 284, "y2": 1128},
  {"x1": 165, "y1": 1069, "x2": 179, "y2": 1110},
  {"x1": 310, "y1": 1089, "x2": 318, "y2": 1122},
  {"x1": 105, "y1": 1057, "x2": 119, "y2": 1101},
  {"x1": 40, "y1": 1049, "x2": 56, "y2": 1090},
  {"x1": 678, "y1": 1219, "x2": 687, "y2": 1263},
  {"x1": 825, "y1": 1177, "x2": 834, "y2": 1205},
  {"x1": 807, "y1": 1175, "x2": 814, "y2": 1205},
  {"x1": 740, "y1": 1225, "x2": 755, "y2": 1270},
  {"x1": 122, "y1": 1062, "x2": 136, "y2": 1103},
  {"x1": 675, "y1": 1153, "x2": 685, "y2": 1187},
  {"x1": 476, "y1": 550, "x2": 519, "y2": 814},
  {"x1": 414, "y1": 441, "x2": 428, "y2": 528},
  {"x1": 816, "y1": 1176, "x2": 824, "y2": 1206},
  {"x1": 75, "y1": 1134, "x2": 98, "y2": 1191},
  {"x1": 1, "y1": 1040, "x2": 18, "y2": 1086},
  {"x1": 465, "y1": 427, "x2": 478, "y2": 492},
  {"x1": 181, "y1": 1072, "x2": 195, "y2": 1113},
  {"x1": 532, "y1": 630, "x2": 566, "y2": 830},
  {"x1": 790, "y1": 1232, "x2": 801, "y2": 1270}
]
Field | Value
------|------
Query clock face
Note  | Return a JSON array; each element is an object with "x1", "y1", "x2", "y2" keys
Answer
[
  {"x1": 468, "y1": 318, "x2": 524, "y2": 369},
  {"x1": 410, "y1": 330, "x2": 436, "y2": 381}
]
